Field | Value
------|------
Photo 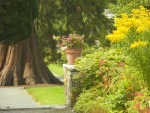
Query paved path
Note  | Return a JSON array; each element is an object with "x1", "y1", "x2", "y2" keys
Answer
[
  {"x1": 0, "y1": 87, "x2": 75, "y2": 113},
  {"x1": 0, "y1": 87, "x2": 43, "y2": 109},
  {"x1": 54, "y1": 74, "x2": 64, "y2": 82}
]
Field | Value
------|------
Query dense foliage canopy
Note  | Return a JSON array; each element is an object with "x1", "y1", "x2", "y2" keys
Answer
[
  {"x1": 37, "y1": 0, "x2": 110, "y2": 43},
  {"x1": 0, "y1": 0, "x2": 38, "y2": 43}
]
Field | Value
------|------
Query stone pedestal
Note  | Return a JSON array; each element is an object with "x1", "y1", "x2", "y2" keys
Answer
[{"x1": 63, "y1": 64, "x2": 78, "y2": 107}]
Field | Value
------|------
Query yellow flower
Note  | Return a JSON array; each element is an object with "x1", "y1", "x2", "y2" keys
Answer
[
  {"x1": 106, "y1": 33, "x2": 126, "y2": 43},
  {"x1": 130, "y1": 41, "x2": 148, "y2": 48},
  {"x1": 106, "y1": 6, "x2": 150, "y2": 44},
  {"x1": 118, "y1": 26, "x2": 129, "y2": 34},
  {"x1": 132, "y1": 9, "x2": 140, "y2": 14},
  {"x1": 136, "y1": 26, "x2": 147, "y2": 33},
  {"x1": 121, "y1": 13, "x2": 129, "y2": 19}
]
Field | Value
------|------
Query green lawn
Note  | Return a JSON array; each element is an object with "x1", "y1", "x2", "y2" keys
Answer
[
  {"x1": 48, "y1": 64, "x2": 64, "y2": 76},
  {"x1": 27, "y1": 86, "x2": 66, "y2": 105}
]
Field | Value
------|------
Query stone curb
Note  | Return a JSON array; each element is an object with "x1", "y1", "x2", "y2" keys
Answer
[{"x1": 0, "y1": 105, "x2": 68, "y2": 110}]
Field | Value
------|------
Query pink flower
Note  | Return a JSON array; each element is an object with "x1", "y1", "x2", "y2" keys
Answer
[
  {"x1": 99, "y1": 60, "x2": 104, "y2": 66},
  {"x1": 135, "y1": 92, "x2": 144, "y2": 97},
  {"x1": 147, "y1": 109, "x2": 150, "y2": 113},
  {"x1": 68, "y1": 37, "x2": 72, "y2": 41},
  {"x1": 135, "y1": 103, "x2": 140, "y2": 109},
  {"x1": 118, "y1": 62, "x2": 125, "y2": 67}
]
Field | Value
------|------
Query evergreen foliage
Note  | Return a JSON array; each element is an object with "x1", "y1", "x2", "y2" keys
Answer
[
  {"x1": 37, "y1": 0, "x2": 112, "y2": 62},
  {"x1": 0, "y1": 0, "x2": 38, "y2": 43},
  {"x1": 37, "y1": 0, "x2": 110, "y2": 43},
  {"x1": 109, "y1": 0, "x2": 150, "y2": 15}
]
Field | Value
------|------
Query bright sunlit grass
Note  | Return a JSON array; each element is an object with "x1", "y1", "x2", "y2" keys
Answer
[
  {"x1": 48, "y1": 64, "x2": 64, "y2": 76},
  {"x1": 27, "y1": 86, "x2": 65, "y2": 105}
]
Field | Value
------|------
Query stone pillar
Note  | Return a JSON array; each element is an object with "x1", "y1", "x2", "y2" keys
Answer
[{"x1": 63, "y1": 64, "x2": 78, "y2": 107}]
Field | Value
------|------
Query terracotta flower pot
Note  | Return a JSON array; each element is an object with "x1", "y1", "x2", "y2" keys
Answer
[{"x1": 65, "y1": 49, "x2": 82, "y2": 65}]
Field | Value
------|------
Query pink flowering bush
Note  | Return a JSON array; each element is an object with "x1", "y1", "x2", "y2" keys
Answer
[
  {"x1": 126, "y1": 89, "x2": 150, "y2": 113},
  {"x1": 58, "y1": 34, "x2": 84, "y2": 49}
]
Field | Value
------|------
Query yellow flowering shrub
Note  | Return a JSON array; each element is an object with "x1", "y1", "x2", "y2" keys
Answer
[
  {"x1": 106, "y1": 6, "x2": 150, "y2": 89},
  {"x1": 130, "y1": 40, "x2": 147, "y2": 48},
  {"x1": 106, "y1": 6, "x2": 150, "y2": 48}
]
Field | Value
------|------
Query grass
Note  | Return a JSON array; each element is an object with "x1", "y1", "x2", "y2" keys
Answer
[
  {"x1": 48, "y1": 64, "x2": 64, "y2": 76},
  {"x1": 27, "y1": 86, "x2": 66, "y2": 105}
]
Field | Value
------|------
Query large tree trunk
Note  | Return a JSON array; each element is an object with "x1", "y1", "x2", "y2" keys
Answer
[{"x1": 0, "y1": 28, "x2": 62, "y2": 86}]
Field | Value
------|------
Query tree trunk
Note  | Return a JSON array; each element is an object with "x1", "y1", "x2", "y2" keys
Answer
[{"x1": 0, "y1": 28, "x2": 62, "y2": 86}]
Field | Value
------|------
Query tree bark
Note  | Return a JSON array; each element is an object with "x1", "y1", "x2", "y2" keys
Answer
[{"x1": 0, "y1": 28, "x2": 62, "y2": 86}]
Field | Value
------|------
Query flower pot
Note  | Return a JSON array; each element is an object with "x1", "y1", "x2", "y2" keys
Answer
[{"x1": 65, "y1": 49, "x2": 82, "y2": 65}]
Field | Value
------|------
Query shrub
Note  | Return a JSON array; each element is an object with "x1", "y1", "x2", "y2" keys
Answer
[
  {"x1": 106, "y1": 6, "x2": 150, "y2": 89},
  {"x1": 73, "y1": 47, "x2": 149, "y2": 113},
  {"x1": 81, "y1": 45, "x2": 96, "y2": 56},
  {"x1": 73, "y1": 48, "x2": 129, "y2": 112},
  {"x1": 73, "y1": 87, "x2": 107, "y2": 113},
  {"x1": 126, "y1": 88, "x2": 150, "y2": 113},
  {"x1": 74, "y1": 48, "x2": 126, "y2": 92}
]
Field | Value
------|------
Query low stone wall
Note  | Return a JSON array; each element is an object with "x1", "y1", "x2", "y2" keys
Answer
[{"x1": 63, "y1": 64, "x2": 79, "y2": 107}]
